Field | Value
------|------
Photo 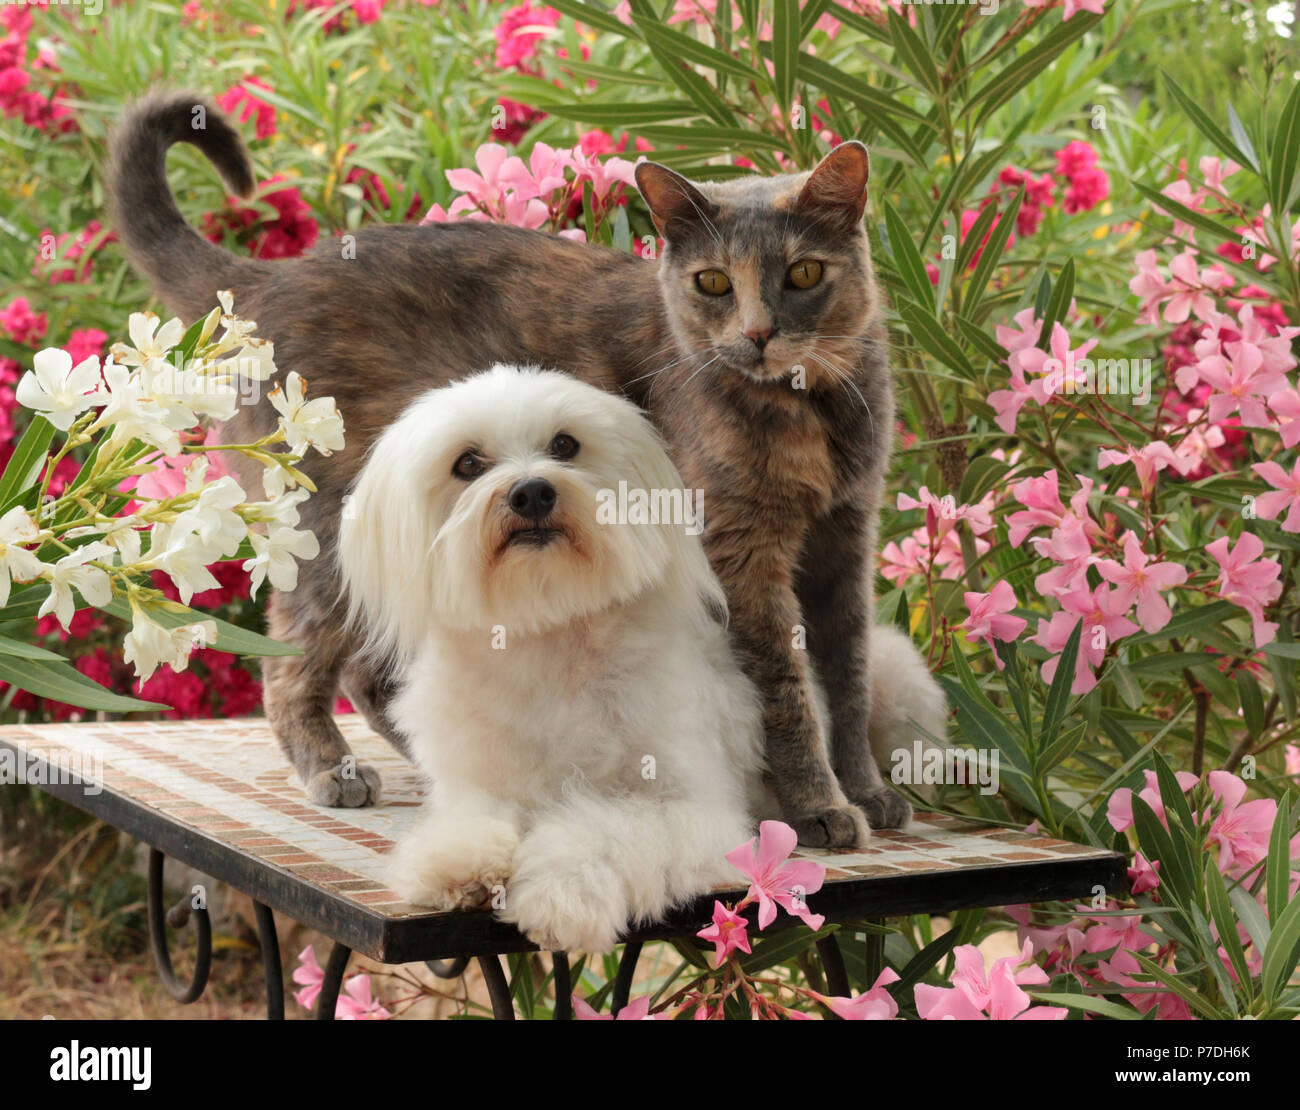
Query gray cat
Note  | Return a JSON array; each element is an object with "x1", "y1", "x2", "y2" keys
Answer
[{"x1": 108, "y1": 90, "x2": 945, "y2": 847}]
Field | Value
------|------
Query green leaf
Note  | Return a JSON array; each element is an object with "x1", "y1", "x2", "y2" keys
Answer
[
  {"x1": 738, "y1": 924, "x2": 833, "y2": 974},
  {"x1": 1161, "y1": 72, "x2": 1253, "y2": 169},
  {"x1": 1131, "y1": 952, "x2": 1224, "y2": 1020},
  {"x1": 633, "y1": 15, "x2": 758, "y2": 81},
  {"x1": 1039, "y1": 619, "x2": 1082, "y2": 749},
  {"x1": 1270, "y1": 81, "x2": 1300, "y2": 213},
  {"x1": 0, "y1": 415, "x2": 56, "y2": 512},
  {"x1": 0, "y1": 633, "x2": 65, "y2": 662},
  {"x1": 1029, "y1": 992, "x2": 1142, "y2": 1020},
  {"x1": 0, "y1": 654, "x2": 166, "y2": 713},
  {"x1": 544, "y1": 100, "x2": 702, "y2": 126},
  {"x1": 1227, "y1": 104, "x2": 1261, "y2": 174},
  {"x1": 1261, "y1": 887, "x2": 1300, "y2": 1003},
  {"x1": 547, "y1": 0, "x2": 644, "y2": 39},
  {"x1": 771, "y1": 0, "x2": 800, "y2": 113},
  {"x1": 1133, "y1": 181, "x2": 1242, "y2": 244},
  {"x1": 1206, "y1": 858, "x2": 1252, "y2": 1001},
  {"x1": 887, "y1": 9, "x2": 941, "y2": 98},
  {"x1": 1237, "y1": 669, "x2": 1266, "y2": 739},
  {"x1": 1230, "y1": 886, "x2": 1271, "y2": 954},
  {"x1": 967, "y1": 13, "x2": 1103, "y2": 127},
  {"x1": 955, "y1": 314, "x2": 1007, "y2": 367},
  {"x1": 897, "y1": 301, "x2": 976, "y2": 379},
  {"x1": 633, "y1": 124, "x2": 788, "y2": 152},
  {"x1": 883, "y1": 201, "x2": 935, "y2": 311},
  {"x1": 98, "y1": 597, "x2": 300, "y2": 658},
  {"x1": 1130, "y1": 795, "x2": 1192, "y2": 907},
  {"x1": 963, "y1": 187, "x2": 1022, "y2": 318},
  {"x1": 1267, "y1": 794, "x2": 1293, "y2": 926},
  {"x1": 1040, "y1": 257, "x2": 1075, "y2": 342}
]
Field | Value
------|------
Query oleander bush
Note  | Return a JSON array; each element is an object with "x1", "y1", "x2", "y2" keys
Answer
[{"x1": 1, "y1": 0, "x2": 1298, "y2": 1019}]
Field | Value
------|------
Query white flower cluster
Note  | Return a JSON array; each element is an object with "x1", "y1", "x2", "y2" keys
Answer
[{"x1": 8, "y1": 292, "x2": 344, "y2": 684}]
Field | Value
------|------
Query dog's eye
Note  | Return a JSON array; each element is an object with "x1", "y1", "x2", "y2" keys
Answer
[
  {"x1": 696, "y1": 269, "x2": 731, "y2": 296},
  {"x1": 452, "y1": 450, "x2": 487, "y2": 480},
  {"x1": 549, "y1": 433, "x2": 580, "y2": 461},
  {"x1": 787, "y1": 259, "x2": 823, "y2": 289}
]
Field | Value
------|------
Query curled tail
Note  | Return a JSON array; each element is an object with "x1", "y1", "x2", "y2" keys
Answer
[{"x1": 108, "y1": 89, "x2": 269, "y2": 320}]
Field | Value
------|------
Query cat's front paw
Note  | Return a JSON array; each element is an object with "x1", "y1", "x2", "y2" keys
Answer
[
  {"x1": 789, "y1": 804, "x2": 869, "y2": 849},
  {"x1": 852, "y1": 786, "x2": 913, "y2": 830},
  {"x1": 386, "y1": 817, "x2": 518, "y2": 911},
  {"x1": 499, "y1": 836, "x2": 628, "y2": 953}
]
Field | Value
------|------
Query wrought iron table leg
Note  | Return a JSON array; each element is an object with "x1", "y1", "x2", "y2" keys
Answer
[
  {"x1": 611, "y1": 940, "x2": 642, "y2": 1015},
  {"x1": 253, "y1": 901, "x2": 284, "y2": 1020},
  {"x1": 314, "y1": 941, "x2": 352, "y2": 1020},
  {"x1": 552, "y1": 952, "x2": 572, "y2": 1020},
  {"x1": 147, "y1": 847, "x2": 211, "y2": 1004},
  {"x1": 425, "y1": 956, "x2": 470, "y2": 979},
  {"x1": 478, "y1": 954, "x2": 515, "y2": 1019},
  {"x1": 816, "y1": 934, "x2": 851, "y2": 1000}
]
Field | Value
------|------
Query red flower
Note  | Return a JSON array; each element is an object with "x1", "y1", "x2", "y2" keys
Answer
[{"x1": 217, "y1": 76, "x2": 277, "y2": 141}]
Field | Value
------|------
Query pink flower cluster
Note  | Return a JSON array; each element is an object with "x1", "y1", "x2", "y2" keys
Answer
[
  {"x1": 421, "y1": 139, "x2": 638, "y2": 242},
  {"x1": 217, "y1": 76, "x2": 277, "y2": 142},
  {"x1": 33, "y1": 220, "x2": 111, "y2": 285},
  {"x1": 292, "y1": 946, "x2": 391, "y2": 1019},
  {"x1": 202, "y1": 174, "x2": 320, "y2": 260},
  {"x1": 0, "y1": 5, "x2": 77, "y2": 134}
]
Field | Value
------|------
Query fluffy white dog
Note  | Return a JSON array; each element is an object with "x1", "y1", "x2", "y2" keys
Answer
[
  {"x1": 338, "y1": 364, "x2": 946, "y2": 953},
  {"x1": 338, "y1": 365, "x2": 767, "y2": 953}
]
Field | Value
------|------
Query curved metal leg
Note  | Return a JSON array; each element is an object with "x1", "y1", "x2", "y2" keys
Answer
[
  {"x1": 314, "y1": 941, "x2": 352, "y2": 1020},
  {"x1": 611, "y1": 940, "x2": 643, "y2": 1016},
  {"x1": 253, "y1": 901, "x2": 284, "y2": 1020},
  {"x1": 147, "y1": 848, "x2": 211, "y2": 1004},
  {"x1": 425, "y1": 956, "x2": 470, "y2": 979},
  {"x1": 816, "y1": 934, "x2": 851, "y2": 1001},
  {"x1": 552, "y1": 952, "x2": 572, "y2": 1020},
  {"x1": 477, "y1": 954, "x2": 515, "y2": 1019}
]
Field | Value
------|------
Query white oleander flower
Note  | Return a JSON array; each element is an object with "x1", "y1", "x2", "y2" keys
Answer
[
  {"x1": 243, "y1": 525, "x2": 319, "y2": 597},
  {"x1": 89, "y1": 359, "x2": 184, "y2": 456},
  {"x1": 247, "y1": 486, "x2": 310, "y2": 529},
  {"x1": 0, "y1": 506, "x2": 45, "y2": 606},
  {"x1": 112, "y1": 311, "x2": 186, "y2": 369},
  {"x1": 123, "y1": 603, "x2": 216, "y2": 682},
  {"x1": 269, "y1": 372, "x2": 345, "y2": 456},
  {"x1": 15, "y1": 349, "x2": 106, "y2": 431},
  {"x1": 169, "y1": 462, "x2": 247, "y2": 557},
  {"x1": 38, "y1": 542, "x2": 114, "y2": 630},
  {"x1": 146, "y1": 523, "x2": 222, "y2": 606},
  {"x1": 219, "y1": 337, "x2": 277, "y2": 382}
]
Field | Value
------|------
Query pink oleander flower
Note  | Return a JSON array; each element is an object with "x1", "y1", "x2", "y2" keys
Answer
[
  {"x1": 1196, "y1": 343, "x2": 1291, "y2": 428},
  {"x1": 1205, "y1": 532, "x2": 1282, "y2": 647},
  {"x1": 1029, "y1": 582, "x2": 1133, "y2": 696},
  {"x1": 897, "y1": 486, "x2": 994, "y2": 542},
  {"x1": 1287, "y1": 744, "x2": 1300, "y2": 777},
  {"x1": 1106, "y1": 769, "x2": 1200, "y2": 832},
  {"x1": 697, "y1": 901, "x2": 752, "y2": 966},
  {"x1": 444, "y1": 142, "x2": 528, "y2": 210},
  {"x1": 1017, "y1": 321, "x2": 1099, "y2": 401},
  {"x1": 1094, "y1": 530, "x2": 1188, "y2": 634},
  {"x1": 336, "y1": 973, "x2": 391, "y2": 1019},
  {"x1": 1097, "y1": 442, "x2": 1194, "y2": 499},
  {"x1": 494, "y1": 2, "x2": 561, "y2": 71},
  {"x1": 962, "y1": 581, "x2": 1027, "y2": 664},
  {"x1": 1129, "y1": 249, "x2": 1170, "y2": 326},
  {"x1": 819, "y1": 967, "x2": 900, "y2": 1020},
  {"x1": 1162, "y1": 250, "x2": 1232, "y2": 324},
  {"x1": 573, "y1": 994, "x2": 658, "y2": 1020},
  {"x1": 1200, "y1": 155, "x2": 1242, "y2": 194},
  {"x1": 567, "y1": 146, "x2": 638, "y2": 201},
  {"x1": 879, "y1": 533, "x2": 929, "y2": 586},
  {"x1": 1061, "y1": 0, "x2": 1106, "y2": 22},
  {"x1": 1127, "y1": 852, "x2": 1161, "y2": 895},
  {"x1": 292, "y1": 945, "x2": 324, "y2": 1011},
  {"x1": 1006, "y1": 470, "x2": 1093, "y2": 546},
  {"x1": 996, "y1": 307, "x2": 1044, "y2": 354},
  {"x1": 1267, "y1": 388, "x2": 1300, "y2": 449},
  {"x1": 725, "y1": 820, "x2": 826, "y2": 930},
  {"x1": 1253, "y1": 458, "x2": 1300, "y2": 532},
  {"x1": 65, "y1": 328, "x2": 108, "y2": 366},
  {"x1": 217, "y1": 75, "x2": 277, "y2": 141},
  {"x1": 915, "y1": 941, "x2": 1066, "y2": 1020},
  {"x1": 1205, "y1": 770, "x2": 1275, "y2": 875},
  {"x1": 1080, "y1": 910, "x2": 1157, "y2": 959},
  {"x1": 1004, "y1": 905, "x2": 1086, "y2": 968},
  {"x1": 1030, "y1": 514, "x2": 1097, "y2": 599},
  {"x1": 0, "y1": 296, "x2": 47, "y2": 345}
]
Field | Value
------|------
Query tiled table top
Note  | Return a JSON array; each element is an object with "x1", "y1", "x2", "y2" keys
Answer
[{"x1": 0, "y1": 715, "x2": 1126, "y2": 962}]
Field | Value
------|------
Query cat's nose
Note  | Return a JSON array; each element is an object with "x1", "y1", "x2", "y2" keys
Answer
[
  {"x1": 508, "y1": 477, "x2": 557, "y2": 521},
  {"x1": 743, "y1": 323, "x2": 774, "y2": 351}
]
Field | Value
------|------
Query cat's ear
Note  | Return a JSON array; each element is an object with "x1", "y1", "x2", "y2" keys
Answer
[
  {"x1": 635, "y1": 161, "x2": 717, "y2": 240},
  {"x1": 796, "y1": 141, "x2": 870, "y2": 224}
]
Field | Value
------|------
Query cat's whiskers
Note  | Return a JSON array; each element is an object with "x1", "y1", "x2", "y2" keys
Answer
[{"x1": 805, "y1": 347, "x2": 875, "y2": 440}]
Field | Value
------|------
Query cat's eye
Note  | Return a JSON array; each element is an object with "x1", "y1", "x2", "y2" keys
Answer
[
  {"x1": 696, "y1": 269, "x2": 731, "y2": 295},
  {"x1": 787, "y1": 259, "x2": 823, "y2": 289},
  {"x1": 452, "y1": 450, "x2": 488, "y2": 480},
  {"x1": 550, "y1": 433, "x2": 580, "y2": 460}
]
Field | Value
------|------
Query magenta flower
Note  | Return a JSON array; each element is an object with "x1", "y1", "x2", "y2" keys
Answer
[
  {"x1": 445, "y1": 143, "x2": 528, "y2": 210},
  {"x1": 292, "y1": 945, "x2": 324, "y2": 1011},
  {"x1": 1094, "y1": 530, "x2": 1188, "y2": 634},
  {"x1": 573, "y1": 994, "x2": 658, "y2": 1020},
  {"x1": 1205, "y1": 770, "x2": 1276, "y2": 875},
  {"x1": 1106, "y1": 769, "x2": 1199, "y2": 832},
  {"x1": 1129, "y1": 249, "x2": 1170, "y2": 325},
  {"x1": 697, "y1": 900, "x2": 752, "y2": 967},
  {"x1": 1127, "y1": 852, "x2": 1161, "y2": 895},
  {"x1": 725, "y1": 821, "x2": 826, "y2": 930},
  {"x1": 819, "y1": 967, "x2": 900, "y2": 1020},
  {"x1": 1017, "y1": 321, "x2": 1099, "y2": 401},
  {"x1": 1197, "y1": 343, "x2": 1290, "y2": 428},
  {"x1": 1252, "y1": 458, "x2": 1300, "y2": 532},
  {"x1": 336, "y1": 973, "x2": 391, "y2": 1020},
  {"x1": 915, "y1": 941, "x2": 1066, "y2": 1020},
  {"x1": 1267, "y1": 388, "x2": 1300, "y2": 449},
  {"x1": 1205, "y1": 532, "x2": 1282, "y2": 647},
  {"x1": 962, "y1": 581, "x2": 1027, "y2": 665}
]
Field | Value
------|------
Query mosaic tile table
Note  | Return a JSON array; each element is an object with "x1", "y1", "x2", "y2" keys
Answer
[{"x1": 0, "y1": 715, "x2": 1126, "y2": 1019}]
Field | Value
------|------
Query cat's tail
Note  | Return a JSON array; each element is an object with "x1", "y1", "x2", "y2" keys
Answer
[
  {"x1": 867, "y1": 624, "x2": 948, "y2": 772},
  {"x1": 107, "y1": 89, "x2": 271, "y2": 321}
]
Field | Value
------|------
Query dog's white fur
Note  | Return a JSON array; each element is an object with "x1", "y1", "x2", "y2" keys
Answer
[{"x1": 338, "y1": 365, "x2": 946, "y2": 953}]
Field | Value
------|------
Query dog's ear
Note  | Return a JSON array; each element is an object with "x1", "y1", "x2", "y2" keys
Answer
[{"x1": 336, "y1": 402, "x2": 444, "y2": 663}]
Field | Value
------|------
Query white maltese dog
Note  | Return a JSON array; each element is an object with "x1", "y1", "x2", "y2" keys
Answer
[{"x1": 338, "y1": 365, "x2": 767, "y2": 953}]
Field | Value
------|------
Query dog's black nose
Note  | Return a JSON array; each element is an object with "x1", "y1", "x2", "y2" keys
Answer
[{"x1": 508, "y1": 477, "x2": 557, "y2": 521}]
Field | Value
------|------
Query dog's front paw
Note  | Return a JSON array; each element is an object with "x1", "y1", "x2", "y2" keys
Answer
[
  {"x1": 789, "y1": 804, "x2": 870, "y2": 849},
  {"x1": 386, "y1": 818, "x2": 518, "y2": 911},
  {"x1": 852, "y1": 786, "x2": 912, "y2": 830},
  {"x1": 306, "y1": 762, "x2": 382, "y2": 808}
]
